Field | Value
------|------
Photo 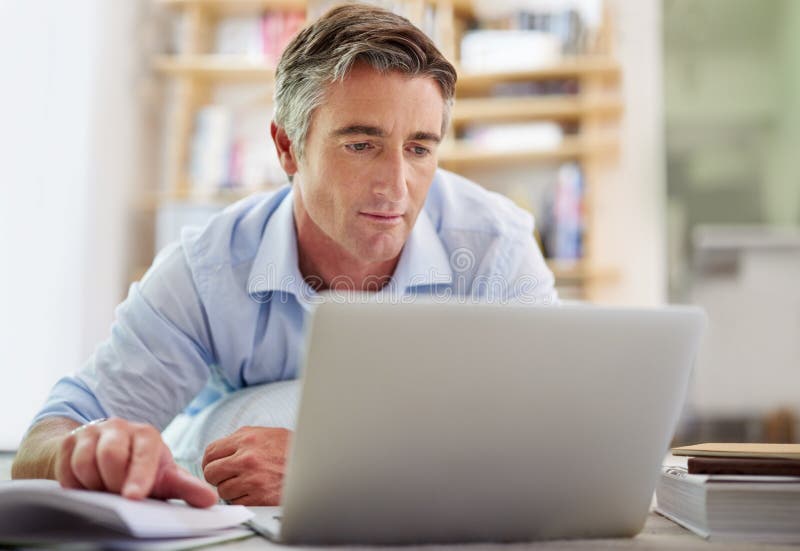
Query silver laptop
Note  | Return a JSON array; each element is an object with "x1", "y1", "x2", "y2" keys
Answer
[{"x1": 257, "y1": 301, "x2": 706, "y2": 545}]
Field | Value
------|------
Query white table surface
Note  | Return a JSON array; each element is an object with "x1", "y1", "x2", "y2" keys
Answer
[{"x1": 2, "y1": 453, "x2": 797, "y2": 550}]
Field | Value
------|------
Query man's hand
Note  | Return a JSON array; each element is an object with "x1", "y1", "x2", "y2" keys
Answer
[
  {"x1": 56, "y1": 418, "x2": 217, "y2": 507},
  {"x1": 202, "y1": 427, "x2": 292, "y2": 506}
]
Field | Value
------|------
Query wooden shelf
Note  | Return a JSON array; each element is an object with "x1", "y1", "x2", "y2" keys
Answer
[
  {"x1": 154, "y1": 55, "x2": 277, "y2": 80},
  {"x1": 154, "y1": 55, "x2": 621, "y2": 86},
  {"x1": 456, "y1": 58, "x2": 621, "y2": 94},
  {"x1": 546, "y1": 260, "x2": 618, "y2": 284},
  {"x1": 142, "y1": 186, "x2": 277, "y2": 209},
  {"x1": 158, "y1": 0, "x2": 474, "y2": 17},
  {"x1": 452, "y1": 94, "x2": 622, "y2": 126},
  {"x1": 438, "y1": 135, "x2": 617, "y2": 168}
]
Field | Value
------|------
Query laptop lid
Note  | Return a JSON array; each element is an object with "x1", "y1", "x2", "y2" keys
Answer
[{"x1": 278, "y1": 302, "x2": 706, "y2": 544}]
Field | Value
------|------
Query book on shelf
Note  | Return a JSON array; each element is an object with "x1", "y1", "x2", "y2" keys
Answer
[
  {"x1": 260, "y1": 11, "x2": 305, "y2": 66},
  {"x1": 501, "y1": 162, "x2": 585, "y2": 265},
  {"x1": 213, "y1": 11, "x2": 306, "y2": 64},
  {"x1": 214, "y1": 16, "x2": 262, "y2": 57},
  {"x1": 188, "y1": 104, "x2": 285, "y2": 194},
  {"x1": 462, "y1": 0, "x2": 604, "y2": 73},
  {"x1": 533, "y1": 162, "x2": 583, "y2": 262},
  {"x1": 461, "y1": 122, "x2": 563, "y2": 152},
  {"x1": 309, "y1": 1, "x2": 444, "y2": 47},
  {"x1": 460, "y1": 30, "x2": 563, "y2": 74},
  {"x1": 489, "y1": 78, "x2": 579, "y2": 98},
  {"x1": 654, "y1": 465, "x2": 800, "y2": 544},
  {"x1": 190, "y1": 105, "x2": 233, "y2": 191}
]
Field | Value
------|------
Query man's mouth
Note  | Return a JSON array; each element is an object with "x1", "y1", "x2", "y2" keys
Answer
[{"x1": 359, "y1": 211, "x2": 404, "y2": 224}]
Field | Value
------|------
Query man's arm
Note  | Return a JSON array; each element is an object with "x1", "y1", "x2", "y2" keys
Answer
[
  {"x1": 505, "y1": 230, "x2": 559, "y2": 305},
  {"x1": 15, "y1": 243, "x2": 221, "y2": 504},
  {"x1": 13, "y1": 416, "x2": 217, "y2": 507},
  {"x1": 12, "y1": 417, "x2": 79, "y2": 480}
]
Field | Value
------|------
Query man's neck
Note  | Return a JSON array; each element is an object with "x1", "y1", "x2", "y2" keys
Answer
[
  {"x1": 293, "y1": 200, "x2": 400, "y2": 293},
  {"x1": 298, "y1": 248, "x2": 399, "y2": 292}
]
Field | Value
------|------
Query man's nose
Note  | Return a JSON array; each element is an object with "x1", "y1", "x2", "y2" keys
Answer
[{"x1": 373, "y1": 148, "x2": 407, "y2": 203}]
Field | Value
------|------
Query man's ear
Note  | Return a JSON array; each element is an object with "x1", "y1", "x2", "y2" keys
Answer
[{"x1": 271, "y1": 121, "x2": 298, "y2": 176}]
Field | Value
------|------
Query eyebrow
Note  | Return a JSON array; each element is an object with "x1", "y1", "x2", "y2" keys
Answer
[{"x1": 331, "y1": 125, "x2": 442, "y2": 144}]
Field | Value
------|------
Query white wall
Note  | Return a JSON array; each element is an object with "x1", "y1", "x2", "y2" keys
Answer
[
  {"x1": 690, "y1": 242, "x2": 800, "y2": 416},
  {"x1": 0, "y1": 1, "x2": 148, "y2": 449}
]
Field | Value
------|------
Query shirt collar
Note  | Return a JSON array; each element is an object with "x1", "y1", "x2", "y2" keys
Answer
[
  {"x1": 247, "y1": 188, "x2": 453, "y2": 305},
  {"x1": 247, "y1": 186, "x2": 316, "y2": 307},
  {"x1": 382, "y1": 207, "x2": 452, "y2": 298}
]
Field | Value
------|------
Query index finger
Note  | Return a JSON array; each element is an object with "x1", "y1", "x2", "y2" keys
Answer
[
  {"x1": 55, "y1": 433, "x2": 83, "y2": 489},
  {"x1": 201, "y1": 436, "x2": 239, "y2": 471},
  {"x1": 122, "y1": 428, "x2": 162, "y2": 500}
]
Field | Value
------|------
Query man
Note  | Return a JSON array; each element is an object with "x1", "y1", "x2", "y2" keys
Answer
[{"x1": 12, "y1": 4, "x2": 557, "y2": 507}]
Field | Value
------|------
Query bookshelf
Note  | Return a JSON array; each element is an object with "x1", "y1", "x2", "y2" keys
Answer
[
  {"x1": 153, "y1": 0, "x2": 623, "y2": 297},
  {"x1": 438, "y1": 134, "x2": 618, "y2": 168},
  {"x1": 155, "y1": 55, "x2": 621, "y2": 83},
  {"x1": 456, "y1": 58, "x2": 621, "y2": 92},
  {"x1": 451, "y1": 93, "x2": 623, "y2": 126}
]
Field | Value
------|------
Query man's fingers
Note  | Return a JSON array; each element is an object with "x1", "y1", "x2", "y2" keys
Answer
[
  {"x1": 70, "y1": 431, "x2": 105, "y2": 491},
  {"x1": 202, "y1": 456, "x2": 239, "y2": 486},
  {"x1": 96, "y1": 428, "x2": 132, "y2": 493},
  {"x1": 230, "y1": 490, "x2": 281, "y2": 507},
  {"x1": 156, "y1": 468, "x2": 218, "y2": 508},
  {"x1": 55, "y1": 434, "x2": 83, "y2": 489},
  {"x1": 217, "y1": 472, "x2": 282, "y2": 506},
  {"x1": 121, "y1": 427, "x2": 162, "y2": 499},
  {"x1": 216, "y1": 475, "x2": 247, "y2": 502},
  {"x1": 201, "y1": 437, "x2": 238, "y2": 470}
]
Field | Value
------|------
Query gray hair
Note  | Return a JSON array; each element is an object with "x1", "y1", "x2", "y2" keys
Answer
[{"x1": 274, "y1": 3, "x2": 457, "y2": 160}]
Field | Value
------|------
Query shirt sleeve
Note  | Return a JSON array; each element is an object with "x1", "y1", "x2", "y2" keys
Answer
[
  {"x1": 31, "y1": 243, "x2": 216, "y2": 431},
  {"x1": 501, "y1": 231, "x2": 560, "y2": 306}
]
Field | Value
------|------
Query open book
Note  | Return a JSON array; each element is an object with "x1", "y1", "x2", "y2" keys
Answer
[{"x1": 0, "y1": 479, "x2": 253, "y2": 548}]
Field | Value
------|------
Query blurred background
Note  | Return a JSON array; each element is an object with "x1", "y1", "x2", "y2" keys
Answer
[{"x1": 0, "y1": 0, "x2": 797, "y2": 449}]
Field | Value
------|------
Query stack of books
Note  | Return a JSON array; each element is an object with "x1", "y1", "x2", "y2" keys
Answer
[{"x1": 655, "y1": 443, "x2": 800, "y2": 544}]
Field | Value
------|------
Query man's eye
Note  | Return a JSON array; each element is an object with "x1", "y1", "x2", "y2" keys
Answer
[
  {"x1": 346, "y1": 143, "x2": 371, "y2": 152},
  {"x1": 411, "y1": 146, "x2": 431, "y2": 157}
]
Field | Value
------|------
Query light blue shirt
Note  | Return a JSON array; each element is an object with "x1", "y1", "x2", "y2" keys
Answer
[{"x1": 32, "y1": 169, "x2": 558, "y2": 430}]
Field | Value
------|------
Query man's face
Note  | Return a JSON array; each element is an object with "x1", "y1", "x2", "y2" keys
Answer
[{"x1": 289, "y1": 64, "x2": 444, "y2": 266}]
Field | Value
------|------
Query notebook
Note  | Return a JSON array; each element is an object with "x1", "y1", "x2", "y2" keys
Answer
[
  {"x1": 672, "y1": 443, "x2": 800, "y2": 460},
  {"x1": 688, "y1": 457, "x2": 800, "y2": 476},
  {"x1": 0, "y1": 479, "x2": 253, "y2": 548}
]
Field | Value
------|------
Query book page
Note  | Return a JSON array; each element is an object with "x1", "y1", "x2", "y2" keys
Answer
[{"x1": 0, "y1": 480, "x2": 253, "y2": 538}]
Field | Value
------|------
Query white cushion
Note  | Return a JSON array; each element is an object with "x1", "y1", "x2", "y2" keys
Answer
[{"x1": 162, "y1": 379, "x2": 300, "y2": 477}]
